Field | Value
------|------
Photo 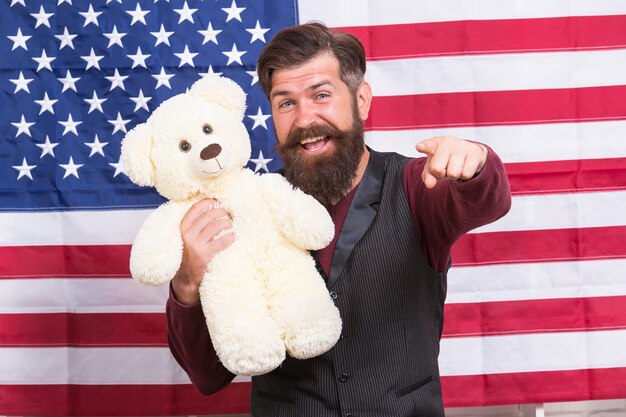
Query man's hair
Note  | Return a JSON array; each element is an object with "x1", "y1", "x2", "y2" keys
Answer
[{"x1": 257, "y1": 22, "x2": 366, "y2": 98}]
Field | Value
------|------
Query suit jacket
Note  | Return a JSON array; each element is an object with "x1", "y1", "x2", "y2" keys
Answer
[{"x1": 250, "y1": 150, "x2": 446, "y2": 417}]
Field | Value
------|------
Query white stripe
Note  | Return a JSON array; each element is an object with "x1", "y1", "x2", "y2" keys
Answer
[
  {"x1": 440, "y1": 329, "x2": 626, "y2": 376},
  {"x1": 447, "y1": 259, "x2": 626, "y2": 303},
  {"x1": 366, "y1": 49, "x2": 626, "y2": 96},
  {"x1": 0, "y1": 347, "x2": 190, "y2": 384},
  {"x1": 299, "y1": 0, "x2": 626, "y2": 27},
  {"x1": 1, "y1": 192, "x2": 624, "y2": 245},
  {"x1": 473, "y1": 190, "x2": 626, "y2": 233},
  {"x1": 2, "y1": 260, "x2": 625, "y2": 313},
  {"x1": 0, "y1": 279, "x2": 167, "y2": 314},
  {"x1": 2, "y1": 331, "x2": 625, "y2": 383},
  {"x1": 0, "y1": 209, "x2": 152, "y2": 246},
  {"x1": 365, "y1": 120, "x2": 626, "y2": 163}
]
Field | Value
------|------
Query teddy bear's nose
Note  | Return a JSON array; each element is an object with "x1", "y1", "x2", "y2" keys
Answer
[{"x1": 200, "y1": 143, "x2": 222, "y2": 160}]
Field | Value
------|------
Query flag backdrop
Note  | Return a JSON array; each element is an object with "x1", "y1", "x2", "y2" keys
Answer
[{"x1": 1, "y1": 0, "x2": 626, "y2": 415}]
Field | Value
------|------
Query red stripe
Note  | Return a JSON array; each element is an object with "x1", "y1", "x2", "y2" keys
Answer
[
  {"x1": 337, "y1": 15, "x2": 626, "y2": 59},
  {"x1": 452, "y1": 226, "x2": 626, "y2": 266},
  {"x1": 0, "y1": 313, "x2": 167, "y2": 347},
  {"x1": 0, "y1": 245, "x2": 130, "y2": 278},
  {"x1": 366, "y1": 85, "x2": 626, "y2": 130},
  {"x1": 1, "y1": 367, "x2": 626, "y2": 415},
  {"x1": 3, "y1": 296, "x2": 625, "y2": 347},
  {"x1": 442, "y1": 367, "x2": 626, "y2": 406},
  {"x1": 505, "y1": 157, "x2": 626, "y2": 195},
  {"x1": 0, "y1": 383, "x2": 250, "y2": 416},
  {"x1": 443, "y1": 296, "x2": 626, "y2": 338}
]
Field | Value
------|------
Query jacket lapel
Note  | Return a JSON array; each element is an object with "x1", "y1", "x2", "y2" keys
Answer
[{"x1": 327, "y1": 149, "x2": 385, "y2": 289}]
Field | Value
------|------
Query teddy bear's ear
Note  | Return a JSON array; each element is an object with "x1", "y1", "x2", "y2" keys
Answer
[
  {"x1": 189, "y1": 75, "x2": 247, "y2": 120},
  {"x1": 121, "y1": 122, "x2": 156, "y2": 187}
]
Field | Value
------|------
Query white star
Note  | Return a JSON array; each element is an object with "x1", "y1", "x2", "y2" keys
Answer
[
  {"x1": 33, "y1": 50, "x2": 56, "y2": 72},
  {"x1": 246, "y1": 20, "x2": 270, "y2": 43},
  {"x1": 130, "y1": 89, "x2": 152, "y2": 112},
  {"x1": 246, "y1": 69, "x2": 259, "y2": 85},
  {"x1": 58, "y1": 70, "x2": 80, "y2": 92},
  {"x1": 12, "y1": 158, "x2": 36, "y2": 181},
  {"x1": 81, "y1": 48, "x2": 105, "y2": 70},
  {"x1": 247, "y1": 107, "x2": 271, "y2": 130},
  {"x1": 35, "y1": 135, "x2": 59, "y2": 158},
  {"x1": 104, "y1": 25, "x2": 126, "y2": 48},
  {"x1": 8, "y1": 28, "x2": 31, "y2": 51},
  {"x1": 150, "y1": 24, "x2": 173, "y2": 46},
  {"x1": 175, "y1": 45, "x2": 198, "y2": 67},
  {"x1": 200, "y1": 65, "x2": 223, "y2": 78},
  {"x1": 79, "y1": 5, "x2": 102, "y2": 27},
  {"x1": 126, "y1": 4, "x2": 150, "y2": 26},
  {"x1": 59, "y1": 114, "x2": 82, "y2": 136},
  {"x1": 108, "y1": 112, "x2": 130, "y2": 134},
  {"x1": 59, "y1": 157, "x2": 83, "y2": 179},
  {"x1": 249, "y1": 151, "x2": 272, "y2": 173},
  {"x1": 221, "y1": 0, "x2": 245, "y2": 22},
  {"x1": 30, "y1": 6, "x2": 54, "y2": 28},
  {"x1": 105, "y1": 68, "x2": 128, "y2": 91},
  {"x1": 152, "y1": 67, "x2": 174, "y2": 89},
  {"x1": 109, "y1": 158, "x2": 125, "y2": 177},
  {"x1": 84, "y1": 134, "x2": 109, "y2": 157},
  {"x1": 55, "y1": 27, "x2": 77, "y2": 49},
  {"x1": 10, "y1": 71, "x2": 33, "y2": 93},
  {"x1": 11, "y1": 0, "x2": 26, "y2": 6},
  {"x1": 35, "y1": 92, "x2": 58, "y2": 114},
  {"x1": 58, "y1": 0, "x2": 72, "y2": 5},
  {"x1": 128, "y1": 46, "x2": 150, "y2": 68},
  {"x1": 84, "y1": 90, "x2": 107, "y2": 113},
  {"x1": 12, "y1": 115, "x2": 35, "y2": 137},
  {"x1": 198, "y1": 22, "x2": 222, "y2": 45},
  {"x1": 222, "y1": 43, "x2": 246, "y2": 66},
  {"x1": 174, "y1": 1, "x2": 197, "y2": 24}
]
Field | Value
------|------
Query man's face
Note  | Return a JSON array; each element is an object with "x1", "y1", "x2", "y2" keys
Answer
[{"x1": 269, "y1": 52, "x2": 372, "y2": 205}]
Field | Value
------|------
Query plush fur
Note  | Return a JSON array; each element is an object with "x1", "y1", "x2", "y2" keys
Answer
[{"x1": 121, "y1": 75, "x2": 342, "y2": 376}]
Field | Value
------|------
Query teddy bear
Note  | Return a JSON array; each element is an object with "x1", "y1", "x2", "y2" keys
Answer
[{"x1": 120, "y1": 75, "x2": 342, "y2": 376}]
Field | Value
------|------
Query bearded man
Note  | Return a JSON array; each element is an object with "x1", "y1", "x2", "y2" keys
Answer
[{"x1": 167, "y1": 22, "x2": 511, "y2": 417}]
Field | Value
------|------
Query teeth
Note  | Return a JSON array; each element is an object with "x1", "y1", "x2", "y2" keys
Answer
[{"x1": 300, "y1": 136, "x2": 324, "y2": 145}]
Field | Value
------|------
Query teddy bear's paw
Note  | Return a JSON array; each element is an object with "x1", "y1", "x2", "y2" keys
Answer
[
  {"x1": 220, "y1": 340, "x2": 286, "y2": 376},
  {"x1": 283, "y1": 312, "x2": 343, "y2": 360}
]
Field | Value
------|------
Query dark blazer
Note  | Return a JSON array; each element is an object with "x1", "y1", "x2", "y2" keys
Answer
[{"x1": 250, "y1": 150, "x2": 447, "y2": 417}]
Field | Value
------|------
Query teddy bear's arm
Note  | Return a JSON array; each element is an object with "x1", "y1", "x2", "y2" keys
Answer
[
  {"x1": 258, "y1": 173, "x2": 335, "y2": 250},
  {"x1": 130, "y1": 201, "x2": 193, "y2": 286}
]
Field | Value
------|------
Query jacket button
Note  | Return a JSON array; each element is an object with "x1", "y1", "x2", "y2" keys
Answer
[
  {"x1": 329, "y1": 291, "x2": 338, "y2": 300},
  {"x1": 339, "y1": 373, "x2": 349, "y2": 382}
]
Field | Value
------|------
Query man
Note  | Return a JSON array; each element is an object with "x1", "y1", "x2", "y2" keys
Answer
[{"x1": 167, "y1": 22, "x2": 511, "y2": 416}]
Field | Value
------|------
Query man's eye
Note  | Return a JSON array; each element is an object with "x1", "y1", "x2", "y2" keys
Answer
[
  {"x1": 315, "y1": 92, "x2": 329, "y2": 99},
  {"x1": 278, "y1": 100, "x2": 293, "y2": 109}
]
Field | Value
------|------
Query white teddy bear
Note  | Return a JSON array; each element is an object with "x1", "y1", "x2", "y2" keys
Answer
[{"x1": 121, "y1": 75, "x2": 342, "y2": 376}]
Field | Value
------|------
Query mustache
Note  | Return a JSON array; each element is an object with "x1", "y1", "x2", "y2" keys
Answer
[{"x1": 281, "y1": 123, "x2": 344, "y2": 150}]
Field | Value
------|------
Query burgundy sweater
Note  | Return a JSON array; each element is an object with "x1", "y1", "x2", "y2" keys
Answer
[{"x1": 166, "y1": 147, "x2": 511, "y2": 395}]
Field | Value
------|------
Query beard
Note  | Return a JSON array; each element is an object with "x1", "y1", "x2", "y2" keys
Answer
[{"x1": 277, "y1": 114, "x2": 365, "y2": 206}]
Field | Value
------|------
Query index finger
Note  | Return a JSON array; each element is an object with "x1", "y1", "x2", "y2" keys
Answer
[
  {"x1": 415, "y1": 137, "x2": 439, "y2": 157},
  {"x1": 180, "y1": 199, "x2": 220, "y2": 231}
]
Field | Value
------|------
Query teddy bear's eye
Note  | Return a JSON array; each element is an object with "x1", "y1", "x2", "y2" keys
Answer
[
  {"x1": 179, "y1": 140, "x2": 191, "y2": 152},
  {"x1": 202, "y1": 124, "x2": 213, "y2": 135}
]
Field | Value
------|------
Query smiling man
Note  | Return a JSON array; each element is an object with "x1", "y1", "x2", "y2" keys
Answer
[{"x1": 166, "y1": 22, "x2": 512, "y2": 417}]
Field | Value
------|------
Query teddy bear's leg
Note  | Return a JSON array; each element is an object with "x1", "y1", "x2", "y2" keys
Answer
[
  {"x1": 266, "y1": 249, "x2": 342, "y2": 360},
  {"x1": 199, "y1": 250, "x2": 285, "y2": 376}
]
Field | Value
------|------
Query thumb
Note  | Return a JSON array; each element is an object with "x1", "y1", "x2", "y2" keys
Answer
[{"x1": 421, "y1": 159, "x2": 438, "y2": 189}]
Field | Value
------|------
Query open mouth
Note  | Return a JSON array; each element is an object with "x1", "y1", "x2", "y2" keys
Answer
[{"x1": 300, "y1": 136, "x2": 330, "y2": 153}]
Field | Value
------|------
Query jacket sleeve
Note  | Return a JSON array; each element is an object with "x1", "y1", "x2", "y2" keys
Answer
[
  {"x1": 166, "y1": 285, "x2": 236, "y2": 395},
  {"x1": 403, "y1": 144, "x2": 512, "y2": 272}
]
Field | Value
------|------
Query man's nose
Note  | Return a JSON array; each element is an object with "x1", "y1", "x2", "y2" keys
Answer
[{"x1": 294, "y1": 100, "x2": 316, "y2": 129}]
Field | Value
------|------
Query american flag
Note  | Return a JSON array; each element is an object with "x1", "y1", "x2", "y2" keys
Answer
[{"x1": 1, "y1": 0, "x2": 626, "y2": 415}]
